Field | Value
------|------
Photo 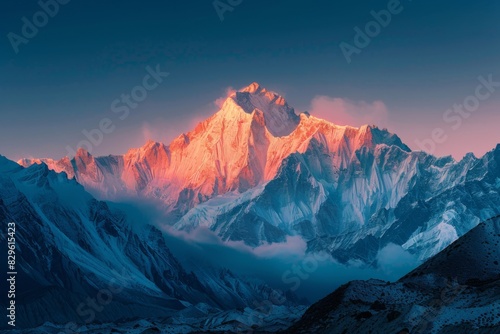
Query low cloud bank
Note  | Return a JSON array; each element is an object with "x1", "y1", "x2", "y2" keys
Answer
[
  {"x1": 115, "y1": 200, "x2": 420, "y2": 303},
  {"x1": 162, "y1": 225, "x2": 420, "y2": 302}
]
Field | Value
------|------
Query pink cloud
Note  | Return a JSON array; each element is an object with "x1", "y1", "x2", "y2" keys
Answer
[
  {"x1": 140, "y1": 122, "x2": 156, "y2": 141},
  {"x1": 214, "y1": 86, "x2": 237, "y2": 108},
  {"x1": 309, "y1": 96, "x2": 389, "y2": 128}
]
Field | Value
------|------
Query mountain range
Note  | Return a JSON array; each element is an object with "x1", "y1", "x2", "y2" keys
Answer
[
  {"x1": 3, "y1": 82, "x2": 500, "y2": 332},
  {"x1": 0, "y1": 155, "x2": 305, "y2": 332},
  {"x1": 20, "y1": 83, "x2": 500, "y2": 264}
]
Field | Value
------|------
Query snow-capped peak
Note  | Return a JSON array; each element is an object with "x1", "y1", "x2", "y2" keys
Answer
[
  {"x1": 220, "y1": 82, "x2": 300, "y2": 137},
  {"x1": 18, "y1": 82, "x2": 415, "y2": 213}
]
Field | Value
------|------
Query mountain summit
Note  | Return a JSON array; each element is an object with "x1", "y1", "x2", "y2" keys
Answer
[
  {"x1": 18, "y1": 83, "x2": 500, "y2": 264},
  {"x1": 221, "y1": 82, "x2": 300, "y2": 137}
]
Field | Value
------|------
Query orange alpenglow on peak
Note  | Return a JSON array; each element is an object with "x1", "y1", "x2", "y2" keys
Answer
[
  {"x1": 239, "y1": 82, "x2": 264, "y2": 94},
  {"x1": 18, "y1": 83, "x2": 410, "y2": 212},
  {"x1": 214, "y1": 82, "x2": 300, "y2": 137}
]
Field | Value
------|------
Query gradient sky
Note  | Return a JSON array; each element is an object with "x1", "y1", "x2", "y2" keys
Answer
[{"x1": 1, "y1": 0, "x2": 499, "y2": 161}]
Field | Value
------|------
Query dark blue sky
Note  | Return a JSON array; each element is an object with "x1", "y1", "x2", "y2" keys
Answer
[{"x1": 1, "y1": 0, "x2": 500, "y2": 160}]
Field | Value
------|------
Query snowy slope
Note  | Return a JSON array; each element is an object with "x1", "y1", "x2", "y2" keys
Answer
[
  {"x1": 287, "y1": 215, "x2": 500, "y2": 334},
  {"x1": 0, "y1": 155, "x2": 303, "y2": 331}
]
